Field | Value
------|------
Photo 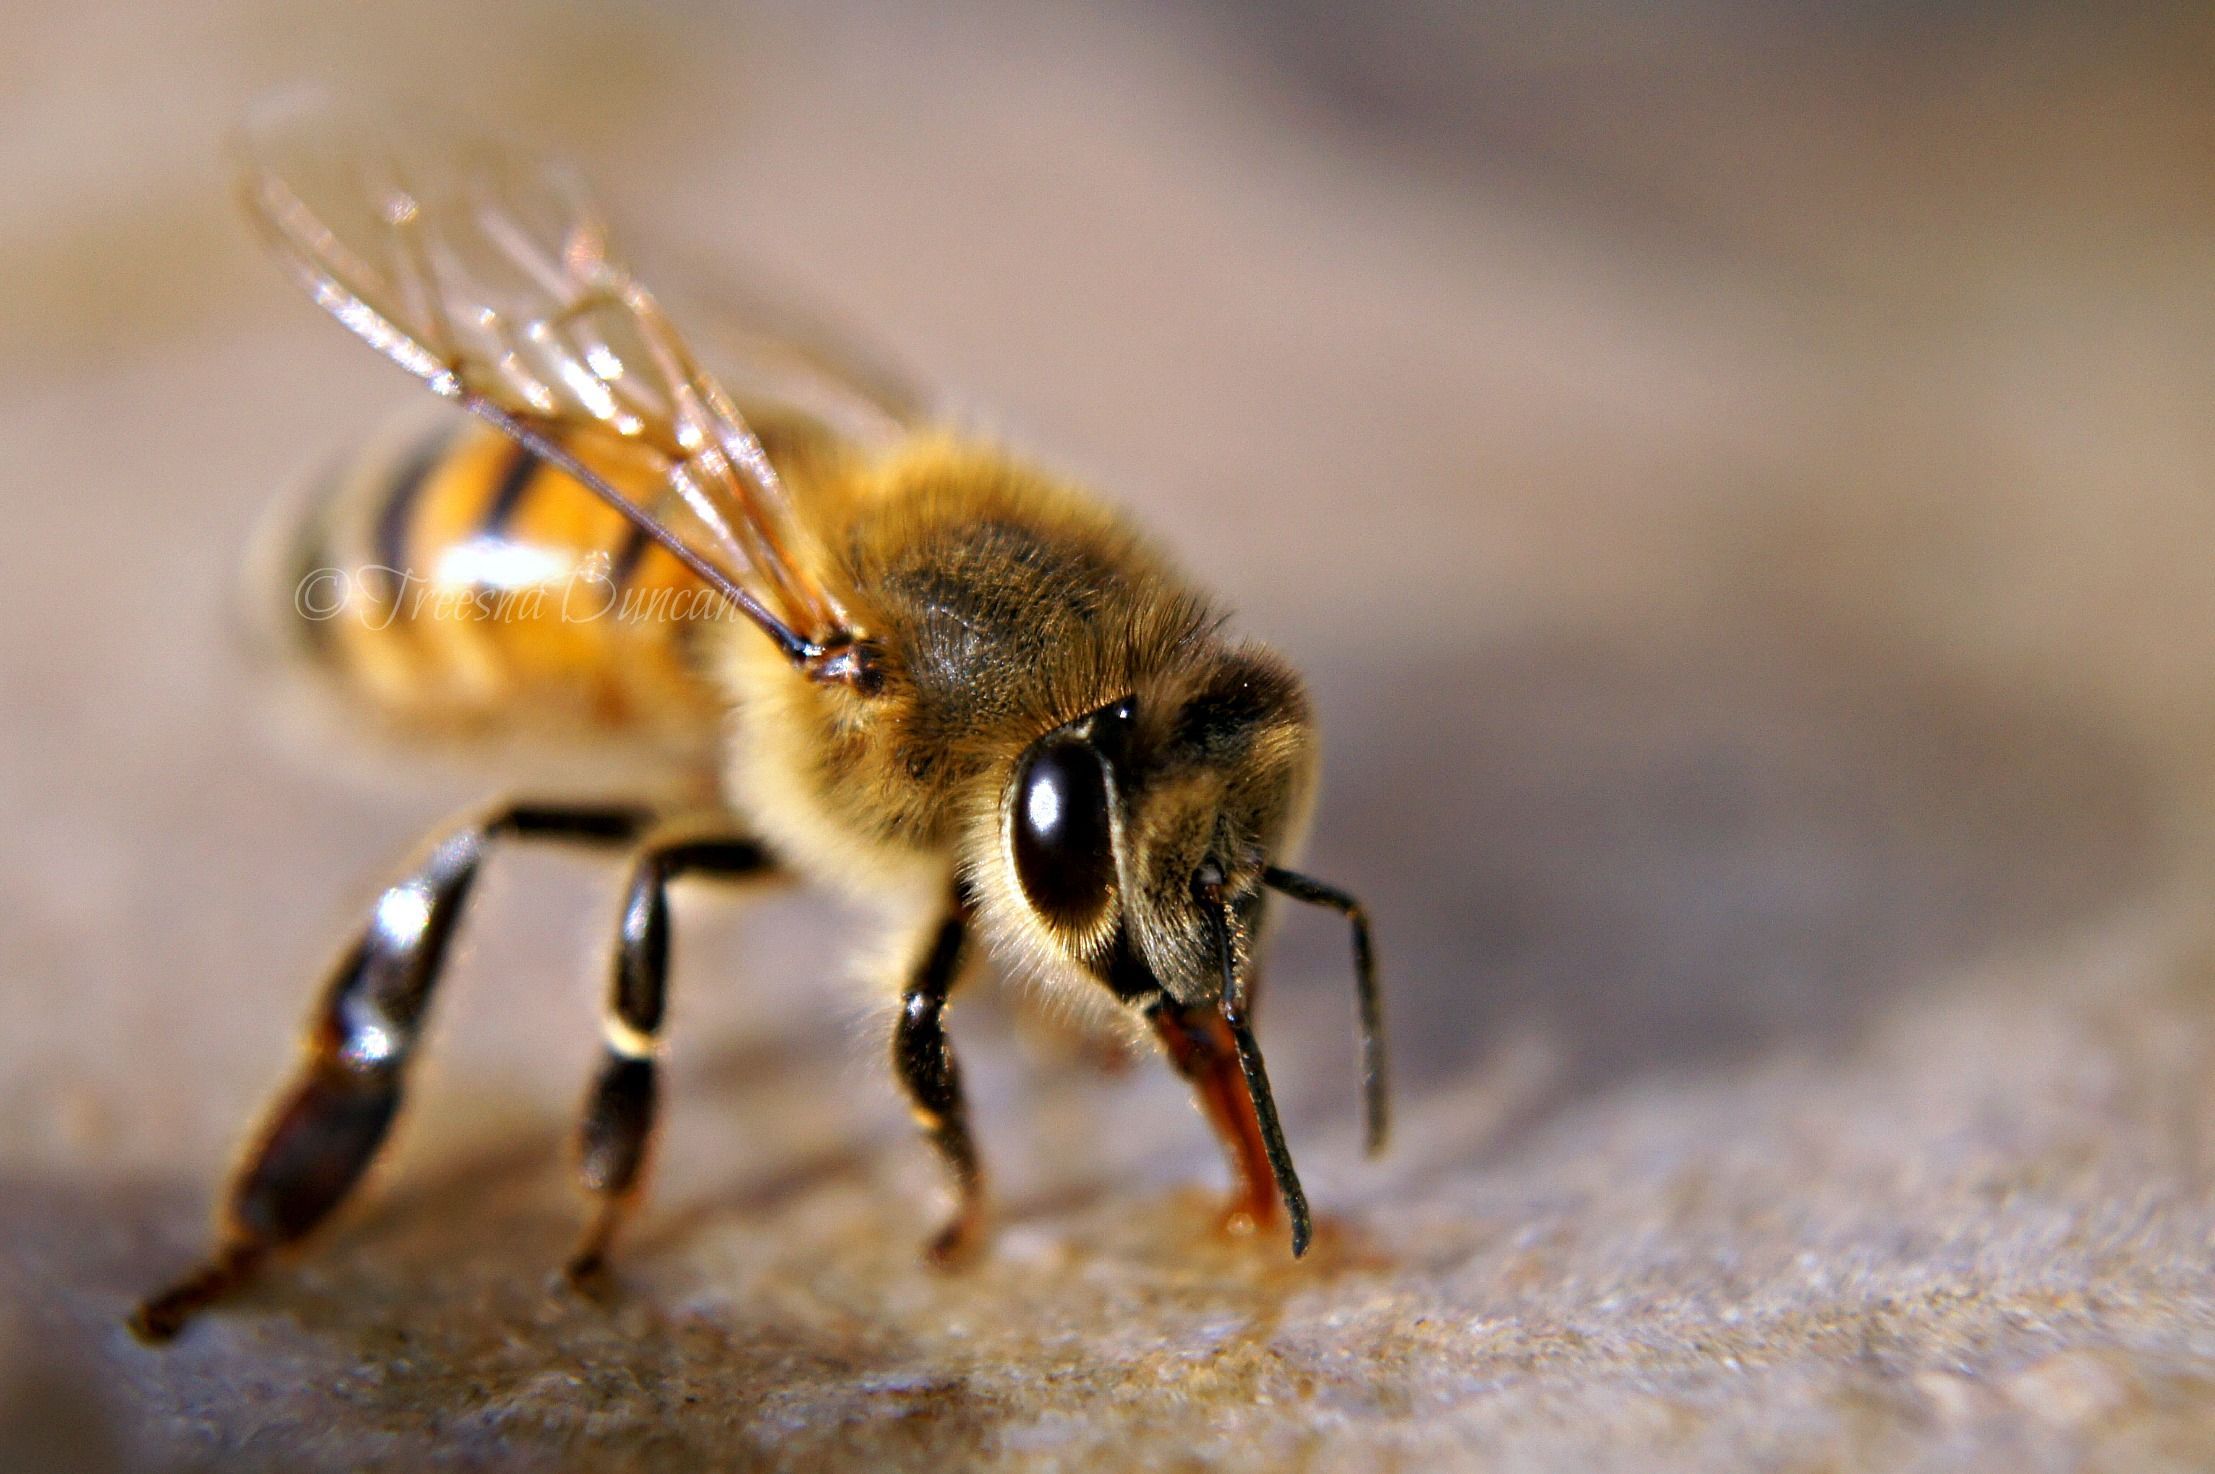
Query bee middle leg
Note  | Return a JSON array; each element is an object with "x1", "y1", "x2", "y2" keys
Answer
[
  {"x1": 1149, "y1": 1001, "x2": 1282, "y2": 1239},
  {"x1": 891, "y1": 891, "x2": 986, "y2": 1265},
  {"x1": 564, "y1": 832, "x2": 777, "y2": 1287},
  {"x1": 129, "y1": 800, "x2": 651, "y2": 1344}
]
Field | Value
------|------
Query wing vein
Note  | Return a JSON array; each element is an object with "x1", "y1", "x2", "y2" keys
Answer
[{"x1": 234, "y1": 88, "x2": 867, "y2": 679}]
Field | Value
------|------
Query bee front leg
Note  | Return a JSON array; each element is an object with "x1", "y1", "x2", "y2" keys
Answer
[
  {"x1": 565, "y1": 833, "x2": 777, "y2": 1288},
  {"x1": 129, "y1": 800, "x2": 649, "y2": 1344},
  {"x1": 891, "y1": 894, "x2": 985, "y2": 1265},
  {"x1": 1149, "y1": 1001, "x2": 1282, "y2": 1241}
]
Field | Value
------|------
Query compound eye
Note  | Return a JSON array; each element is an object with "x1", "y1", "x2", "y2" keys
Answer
[{"x1": 1012, "y1": 737, "x2": 1115, "y2": 930}]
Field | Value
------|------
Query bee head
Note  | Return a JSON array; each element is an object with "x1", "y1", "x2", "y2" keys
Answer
[
  {"x1": 989, "y1": 641, "x2": 1383, "y2": 1258},
  {"x1": 998, "y1": 644, "x2": 1316, "y2": 1007}
]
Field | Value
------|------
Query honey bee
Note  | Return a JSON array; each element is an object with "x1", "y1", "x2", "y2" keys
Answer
[{"x1": 131, "y1": 93, "x2": 1384, "y2": 1342}]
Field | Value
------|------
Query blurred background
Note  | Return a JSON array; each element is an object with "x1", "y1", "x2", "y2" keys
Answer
[{"x1": 3, "y1": 3, "x2": 2212, "y2": 1469}]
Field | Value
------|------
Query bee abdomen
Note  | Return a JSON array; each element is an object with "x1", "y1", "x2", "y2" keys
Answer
[{"x1": 254, "y1": 414, "x2": 721, "y2": 749}]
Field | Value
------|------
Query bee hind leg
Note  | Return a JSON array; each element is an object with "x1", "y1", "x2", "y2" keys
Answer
[
  {"x1": 891, "y1": 891, "x2": 986, "y2": 1266},
  {"x1": 129, "y1": 799, "x2": 650, "y2": 1344},
  {"x1": 563, "y1": 833, "x2": 778, "y2": 1288}
]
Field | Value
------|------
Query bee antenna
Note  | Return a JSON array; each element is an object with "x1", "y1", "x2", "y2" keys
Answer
[
  {"x1": 1262, "y1": 866, "x2": 1388, "y2": 1156},
  {"x1": 1198, "y1": 879, "x2": 1312, "y2": 1257}
]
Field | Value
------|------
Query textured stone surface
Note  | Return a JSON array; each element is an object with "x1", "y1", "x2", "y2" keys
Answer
[{"x1": 5, "y1": 4, "x2": 2215, "y2": 1470}]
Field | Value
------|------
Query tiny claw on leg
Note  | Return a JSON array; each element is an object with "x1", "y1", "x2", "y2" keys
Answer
[
  {"x1": 562, "y1": 1248, "x2": 610, "y2": 1293},
  {"x1": 925, "y1": 1202, "x2": 988, "y2": 1269},
  {"x1": 128, "y1": 1242, "x2": 264, "y2": 1345},
  {"x1": 560, "y1": 1196, "x2": 629, "y2": 1296}
]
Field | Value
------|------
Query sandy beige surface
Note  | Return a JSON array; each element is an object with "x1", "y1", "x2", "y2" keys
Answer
[{"x1": 5, "y1": 4, "x2": 2215, "y2": 1469}]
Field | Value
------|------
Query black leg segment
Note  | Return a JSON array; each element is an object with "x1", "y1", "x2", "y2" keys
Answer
[
  {"x1": 566, "y1": 835, "x2": 775, "y2": 1284},
  {"x1": 891, "y1": 893, "x2": 983, "y2": 1264},
  {"x1": 130, "y1": 799, "x2": 650, "y2": 1343}
]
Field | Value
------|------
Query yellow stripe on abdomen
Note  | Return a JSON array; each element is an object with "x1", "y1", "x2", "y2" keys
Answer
[{"x1": 268, "y1": 414, "x2": 725, "y2": 753}]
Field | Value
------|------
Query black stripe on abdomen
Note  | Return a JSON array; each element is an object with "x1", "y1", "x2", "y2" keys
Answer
[
  {"x1": 369, "y1": 425, "x2": 456, "y2": 608},
  {"x1": 607, "y1": 521, "x2": 653, "y2": 595},
  {"x1": 475, "y1": 441, "x2": 543, "y2": 538}
]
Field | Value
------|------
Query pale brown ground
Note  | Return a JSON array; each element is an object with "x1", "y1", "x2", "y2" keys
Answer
[{"x1": 5, "y1": 4, "x2": 2215, "y2": 1470}]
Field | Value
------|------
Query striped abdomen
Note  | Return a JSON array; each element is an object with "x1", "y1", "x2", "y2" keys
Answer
[{"x1": 266, "y1": 415, "x2": 728, "y2": 754}]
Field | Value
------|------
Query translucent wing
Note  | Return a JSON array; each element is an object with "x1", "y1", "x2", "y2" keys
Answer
[
  {"x1": 237, "y1": 89, "x2": 858, "y2": 670},
  {"x1": 673, "y1": 256, "x2": 934, "y2": 447}
]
